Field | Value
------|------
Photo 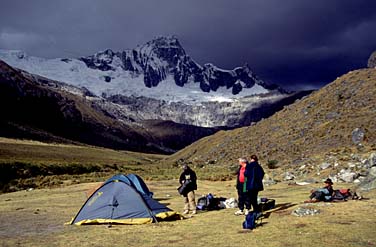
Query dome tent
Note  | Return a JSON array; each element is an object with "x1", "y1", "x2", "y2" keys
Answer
[
  {"x1": 104, "y1": 173, "x2": 154, "y2": 198},
  {"x1": 70, "y1": 174, "x2": 181, "y2": 225}
]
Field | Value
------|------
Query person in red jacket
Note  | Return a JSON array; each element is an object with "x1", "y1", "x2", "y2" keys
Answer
[{"x1": 234, "y1": 157, "x2": 251, "y2": 215}]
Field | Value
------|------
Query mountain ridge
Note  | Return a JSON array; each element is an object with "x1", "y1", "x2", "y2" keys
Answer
[
  {"x1": 0, "y1": 36, "x2": 304, "y2": 128},
  {"x1": 0, "y1": 59, "x2": 220, "y2": 153},
  {"x1": 164, "y1": 67, "x2": 376, "y2": 174},
  {"x1": 79, "y1": 36, "x2": 283, "y2": 95},
  {"x1": 0, "y1": 36, "x2": 284, "y2": 104}
]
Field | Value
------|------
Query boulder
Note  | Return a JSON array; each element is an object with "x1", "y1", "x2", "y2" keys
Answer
[
  {"x1": 338, "y1": 170, "x2": 357, "y2": 183},
  {"x1": 320, "y1": 162, "x2": 331, "y2": 170},
  {"x1": 351, "y1": 128, "x2": 365, "y2": 145},
  {"x1": 358, "y1": 177, "x2": 376, "y2": 191},
  {"x1": 368, "y1": 51, "x2": 376, "y2": 68},
  {"x1": 369, "y1": 152, "x2": 376, "y2": 167},
  {"x1": 283, "y1": 171, "x2": 295, "y2": 181}
]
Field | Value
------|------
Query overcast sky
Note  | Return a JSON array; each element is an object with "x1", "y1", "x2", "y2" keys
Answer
[{"x1": 1, "y1": 0, "x2": 375, "y2": 90}]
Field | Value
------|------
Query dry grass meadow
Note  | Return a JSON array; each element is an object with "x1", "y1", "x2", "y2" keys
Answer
[
  {"x1": 1, "y1": 137, "x2": 376, "y2": 246},
  {"x1": 1, "y1": 179, "x2": 375, "y2": 247}
]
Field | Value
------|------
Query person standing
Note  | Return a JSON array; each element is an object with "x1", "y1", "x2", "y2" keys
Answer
[
  {"x1": 179, "y1": 165, "x2": 197, "y2": 215},
  {"x1": 235, "y1": 157, "x2": 251, "y2": 215},
  {"x1": 235, "y1": 155, "x2": 265, "y2": 216},
  {"x1": 245, "y1": 155, "x2": 265, "y2": 215}
]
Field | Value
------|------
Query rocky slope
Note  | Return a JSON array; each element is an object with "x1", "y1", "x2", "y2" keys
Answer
[
  {"x1": 0, "y1": 60, "x2": 219, "y2": 153},
  {"x1": 0, "y1": 36, "x2": 305, "y2": 128},
  {"x1": 103, "y1": 91, "x2": 312, "y2": 127},
  {"x1": 164, "y1": 68, "x2": 376, "y2": 185}
]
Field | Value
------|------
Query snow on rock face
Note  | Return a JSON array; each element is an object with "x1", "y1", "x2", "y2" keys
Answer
[{"x1": 0, "y1": 36, "x2": 282, "y2": 105}]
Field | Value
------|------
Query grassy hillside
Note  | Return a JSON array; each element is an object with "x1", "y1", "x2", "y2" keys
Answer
[
  {"x1": 164, "y1": 68, "x2": 376, "y2": 177},
  {"x1": 0, "y1": 137, "x2": 167, "y2": 192},
  {"x1": 0, "y1": 136, "x2": 236, "y2": 193}
]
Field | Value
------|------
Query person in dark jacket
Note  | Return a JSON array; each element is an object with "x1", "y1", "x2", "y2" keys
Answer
[
  {"x1": 235, "y1": 155, "x2": 265, "y2": 216},
  {"x1": 179, "y1": 165, "x2": 197, "y2": 215},
  {"x1": 245, "y1": 155, "x2": 265, "y2": 214}
]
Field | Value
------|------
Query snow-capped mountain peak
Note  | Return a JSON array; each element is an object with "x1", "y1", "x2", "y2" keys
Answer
[{"x1": 0, "y1": 36, "x2": 284, "y2": 104}]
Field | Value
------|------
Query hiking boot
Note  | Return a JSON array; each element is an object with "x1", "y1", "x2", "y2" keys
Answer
[
  {"x1": 183, "y1": 210, "x2": 189, "y2": 214},
  {"x1": 244, "y1": 209, "x2": 250, "y2": 215},
  {"x1": 234, "y1": 209, "x2": 244, "y2": 216}
]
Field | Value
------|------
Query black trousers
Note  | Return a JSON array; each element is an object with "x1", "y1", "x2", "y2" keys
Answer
[
  {"x1": 248, "y1": 189, "x2": 260, "y2": 212},
  {"x1": 237, "y1": 188, "x2": 260, "y2": 212},
  {"x1": 237, "y1": 190, "x2": 250, "y2": 210}
]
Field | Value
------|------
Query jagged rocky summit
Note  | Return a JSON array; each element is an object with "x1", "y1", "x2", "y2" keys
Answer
[{"x1": 80, "y1": 36, "x2": 281, "y2": 95}]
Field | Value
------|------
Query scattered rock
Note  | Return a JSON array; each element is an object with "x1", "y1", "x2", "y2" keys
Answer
[
  {"x1": 353, "y1": 179, "x2": 361, "y2": 184},
  {"x1": 369, "y1": 167, "x2": 376, "y2": 177},
  {"x1": 351, "y1": 128, "x2": 365, "y2": 145},
  {"x1": 348, "y1": 162, "x2": 357, "y2": 169},
  {"x1": 295, "y1": 181, "x2": 311, "y2": 186},
  {"x1": 369, "y1": 153, "x2": 376, "y2": 167},
  {"x1": 292, "y1": 207, "x2": 320, "y2": 217},
  {"x1": 358, "y1": 177, "x2": 376, "y2": 191},
  {"x1": 283, "y1": 172, "x2": 295, "y2": 181},
  {"x1": 320, "y1": 162, "x2": 331, "y2": 170},
  {"x1": 338, "y1": 170, "x2": 357, "y2": 183},
  {"x1": 263, "y1": 174, "x2": 277, "y2": 186}
]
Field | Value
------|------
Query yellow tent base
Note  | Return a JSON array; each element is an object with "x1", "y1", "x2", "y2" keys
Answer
[
  {"x1": 72, "y1": 218, "x2": 153, "y2": 225},
  {"x1": 68, "y1": 211, "x2": 184, "y2": 225}
]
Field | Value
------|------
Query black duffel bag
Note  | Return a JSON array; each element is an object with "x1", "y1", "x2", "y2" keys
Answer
[{"x1": 177, "y1": 180, "x2": 192, "y2": 195}]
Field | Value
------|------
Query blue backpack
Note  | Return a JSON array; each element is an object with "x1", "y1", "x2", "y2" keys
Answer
[
  {"x1": 196, "y1": 193, "x2": 214, "y2": 210},
  {"x1": 242, "y1": 212, "x2": 257, "y2": 230}
]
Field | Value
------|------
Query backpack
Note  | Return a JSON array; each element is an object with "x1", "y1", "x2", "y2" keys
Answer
[
  {"x1": 196, "y1": 193, "x2": 226, "y2": 210},
  {"x1": 332, "y1": 189, "x2": 352, "y2": 201},
  {"x1": 259, "y1": 198, "x2": 275, "y2": 212},
  {"x1": 196, "y1": 194, "x2": 214, "y2": 210},
  {"x1": 242, "y1": 211, "x2": 257, "y2": 230}
]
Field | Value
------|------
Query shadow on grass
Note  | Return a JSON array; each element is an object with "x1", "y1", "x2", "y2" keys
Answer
[
  {"x1": 257, "y1": 221, "x2": 269, "y2": 227},
  {"x1": 261, "y1": 202, "x2": 297, "y2": 217},
  {"x1": 153, "y1": 197, "x2": 171, "y2": 202},
  {"x1": 153, "y1": 197, "x2": 172, "y2": 206},
  {"x1": 271, "y1": 203, "x2": 297, "y2": 212}
]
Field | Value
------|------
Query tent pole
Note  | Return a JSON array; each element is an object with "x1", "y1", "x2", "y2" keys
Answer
[{"x1": 109, "y1": 206, "x2": 115, "y2": 227}]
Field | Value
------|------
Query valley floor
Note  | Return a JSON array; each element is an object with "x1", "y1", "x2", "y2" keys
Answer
[{"x1": 0, "y1": 180, "x2": 375, "y2": 247}]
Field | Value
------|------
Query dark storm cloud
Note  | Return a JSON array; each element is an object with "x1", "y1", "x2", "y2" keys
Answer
[{"x1": 1, "y1": 0, "x2": 375, "y2": 90}]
